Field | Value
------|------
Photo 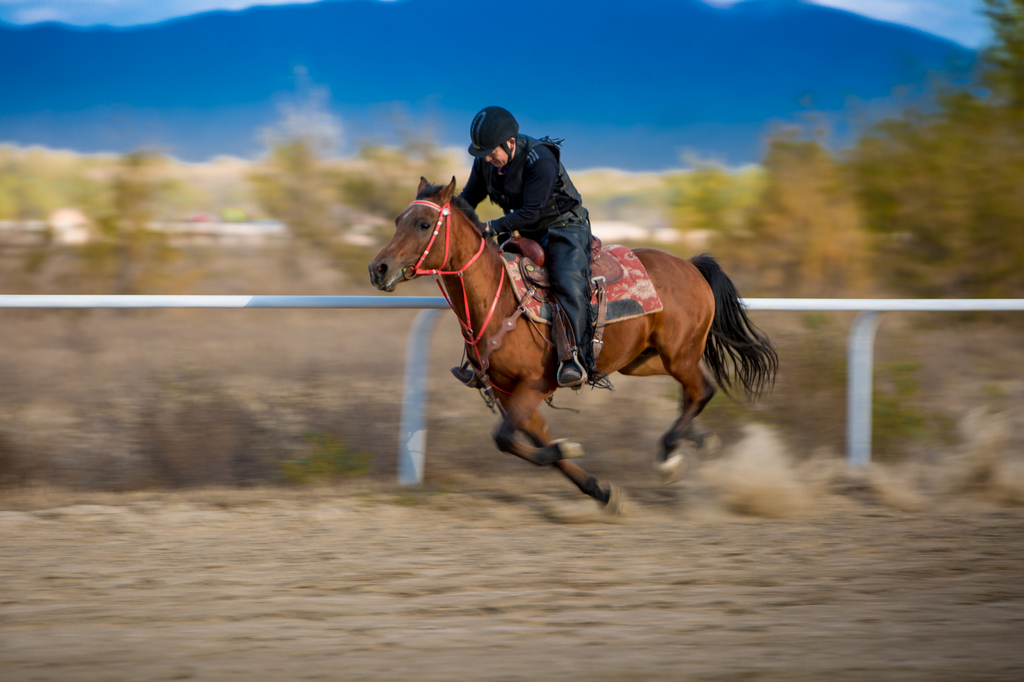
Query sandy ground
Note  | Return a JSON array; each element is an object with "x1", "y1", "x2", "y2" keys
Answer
[{"x1": 2, "y1": 466, "x2": 1023, "y2": 682}]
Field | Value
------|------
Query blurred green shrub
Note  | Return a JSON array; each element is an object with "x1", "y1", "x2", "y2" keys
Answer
[
  {"x1": 280, "y1": 432, "x2": 371, "y2": 484},
  {"x1": 665, "y1": 155, "x2": 764, "y2": 238},
  {"x1": 872, "y1": 361, "x2": 928, "y2": 462}
]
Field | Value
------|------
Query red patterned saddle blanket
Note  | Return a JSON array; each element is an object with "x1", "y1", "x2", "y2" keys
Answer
[{"x1": 500, "y1": 242, "x2": 663, "y2": 325}]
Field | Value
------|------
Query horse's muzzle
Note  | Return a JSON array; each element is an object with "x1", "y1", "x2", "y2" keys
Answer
[{"x1": 368, "y1": 259, "x2": 406, "y2": 292}]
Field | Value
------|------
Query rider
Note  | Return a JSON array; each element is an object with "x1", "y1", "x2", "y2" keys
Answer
[{"x1": 453, "y1": 106, "x2": 598, "y2": 389}]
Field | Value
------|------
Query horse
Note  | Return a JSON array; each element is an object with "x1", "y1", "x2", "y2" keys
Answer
[{"x1": 369, "y1": 177, "x2": 777, "y2": 513}]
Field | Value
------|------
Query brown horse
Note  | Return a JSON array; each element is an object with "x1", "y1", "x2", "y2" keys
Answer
[{"x1": 370, "y1": 178, "x2": 777, "y2": 512}]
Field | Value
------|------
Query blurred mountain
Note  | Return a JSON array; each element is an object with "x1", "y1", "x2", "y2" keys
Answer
[{"x1": 0, "y1": 0, "x2": 975, "y2": 169}]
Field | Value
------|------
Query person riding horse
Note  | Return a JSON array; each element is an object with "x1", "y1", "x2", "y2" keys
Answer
[{"x1": 452, "y1": 106, "x2": 598, "y2": 389}]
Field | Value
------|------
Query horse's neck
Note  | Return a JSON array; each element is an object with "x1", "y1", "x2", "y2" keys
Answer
[{"x1": 439, "y1": 223, "x2": 514, "y2": 335}]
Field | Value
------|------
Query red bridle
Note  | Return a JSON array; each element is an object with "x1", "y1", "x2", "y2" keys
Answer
[{"x1": 403, "y1": 199, "x2": 508, "y2": 367}]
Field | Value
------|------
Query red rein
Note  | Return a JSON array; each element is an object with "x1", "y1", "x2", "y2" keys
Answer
[{"x1": 405, "y1": 200, "x2": 507, "y2": 369}]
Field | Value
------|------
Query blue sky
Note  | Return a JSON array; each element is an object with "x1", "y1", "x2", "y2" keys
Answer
[{"x1": 0, "y1": 0, "x2": 992, "y2": 48}]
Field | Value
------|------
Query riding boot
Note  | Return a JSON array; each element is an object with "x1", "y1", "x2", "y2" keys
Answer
[
  {"x1": 555, "y1": 296, "x2": 594, "y2": 389},
  {"x1": 546, "y1": 221, "x2": 597, "y2": 389},
  {"x1": 450, "y1": 360, "x2": 483, "y2": 388}
]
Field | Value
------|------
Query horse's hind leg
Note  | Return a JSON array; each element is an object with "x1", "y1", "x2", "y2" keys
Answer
[
  {"x1": 668, "y1": 367, "x2": 718, "y2": 453},
  {"x1": 657, "y1": 362, "x2": 717, "y2": 481}
]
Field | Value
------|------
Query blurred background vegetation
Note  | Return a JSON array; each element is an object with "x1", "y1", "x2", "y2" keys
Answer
[
  {"x1": 4, "y1": 1, "x2": 1022, "y2": 300},
  {"x1": 0, "y1": 0, "x2": 1021, "y2": 491}
]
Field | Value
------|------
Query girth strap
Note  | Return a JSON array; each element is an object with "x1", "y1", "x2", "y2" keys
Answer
[{"x1": 592, "y1": 280, "x2": 608, "y2": 362}]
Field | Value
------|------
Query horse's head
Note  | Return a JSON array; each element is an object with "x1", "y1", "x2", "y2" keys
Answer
[{"x1": 369, "y1": 176, "x2": 459, "y2": 292}]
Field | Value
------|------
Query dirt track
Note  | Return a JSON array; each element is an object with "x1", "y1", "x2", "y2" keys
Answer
[{"x1": 2, "y1": 475, "x2": 1023, "y2": 682}]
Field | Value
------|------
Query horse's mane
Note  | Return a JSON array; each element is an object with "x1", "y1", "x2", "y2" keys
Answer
[{"x1": 416, "y1": 182, "x2": 487, "y2": 236}]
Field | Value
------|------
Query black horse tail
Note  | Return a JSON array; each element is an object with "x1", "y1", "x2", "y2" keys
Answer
[{"x1": 691, "y1": 254, "x2": 779, "y2": 401}]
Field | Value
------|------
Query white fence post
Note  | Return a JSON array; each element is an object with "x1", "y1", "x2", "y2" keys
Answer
[
  {"x1": 398, "y1": 309, "x2": 442, "y2": 485},
  {"x1": 847, "y1": 311, "x2": 882, "y2": 467}
]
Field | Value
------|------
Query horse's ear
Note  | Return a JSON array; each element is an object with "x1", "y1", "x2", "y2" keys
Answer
[
  {"x1": 439, "y1": 176, "x2": 457, "y2": 204},
  {"x1": 417, "y1": 177, "x2": 429, "y2": 194}
]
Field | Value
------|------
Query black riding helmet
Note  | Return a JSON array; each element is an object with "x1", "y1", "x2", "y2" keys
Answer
[{"x1": 468, "y1": 106, "x2": 519, "y2": 158}]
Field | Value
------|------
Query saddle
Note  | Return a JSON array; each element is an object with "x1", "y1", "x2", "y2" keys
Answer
[
  {"x1": 506, "y1": 235, "x2": 625, "y2": 289},
  {"x1": 499, "y1": 235, "x2": 663, "y2": 362}
]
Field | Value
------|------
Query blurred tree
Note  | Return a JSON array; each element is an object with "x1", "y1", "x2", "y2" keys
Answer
[
  {"x1": 0, "y1": 147, "x2": 28, "y2": 220},
  {"x1": 250, "y1": 136, "x2": 337, "y2": 248},
  {"x1": 982, "y1": 0, "x2": 1024, "y2": 116},
  {"x1": 851, "y1": 100, "x2": 1024, "y2": 296},
  {"x1": 250, "y1": 72, "x2": 343, "y2": 256},
  {"x1": 848, "y1": 0, "x2": 1024, "y2": 297},
  {"x1": 79, "y1": 150, "x2": 181, "y2": 294},
  {"x1": 337, "y1": 141, "x2": 453, "y2": 220},
  {"x1": 0, "y1": 146, "x2": 95, "y2": 220},
  {"x1": 724, "y1": 132, "x2": 870, "y2": 297}
]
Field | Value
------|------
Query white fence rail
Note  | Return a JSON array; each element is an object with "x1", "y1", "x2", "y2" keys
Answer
[
  {"x1": 0, "y1": 295, "x2": 448, "y2": 310},
  {"x1": 2, "y1": 295, "x2": 1021, "y2": 484},
  {"x1": 741, "y1": 299, "x2": 1024, "y2": 468}
]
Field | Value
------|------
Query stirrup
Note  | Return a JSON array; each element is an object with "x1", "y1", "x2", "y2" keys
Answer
[
  {"x1": 451, "y1": 362, "x2": 483, "y2": 389},
  {"x1": 556, "y1": 350, "x2": 587, "y2": 389}
]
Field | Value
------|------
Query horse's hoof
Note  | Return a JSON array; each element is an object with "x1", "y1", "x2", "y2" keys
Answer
[
  {"x1": 601, "y1": 483, "x2": 625, "y2": 517},
  {"x1": 655, "y1": 452, "x2": 686, "y2": 484},
  {"x1": 552, "y1": 438, "x2": 585, "y2": 459}
]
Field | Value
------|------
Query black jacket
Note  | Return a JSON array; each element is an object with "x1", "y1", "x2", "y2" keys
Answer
[{"x1": 460, "y1": 135, "x2": 588, "y2": 240}]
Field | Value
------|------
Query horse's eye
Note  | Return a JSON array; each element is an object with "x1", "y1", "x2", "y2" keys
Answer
[{"x1": 419, "y1": 221, "x2": 432, "y2": 231}]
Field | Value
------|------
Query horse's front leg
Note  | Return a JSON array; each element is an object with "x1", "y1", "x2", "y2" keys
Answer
[
  {"x1": 493, "y1": 382, "x2": 622, "y2": 512},
  {"x1": 493, "y1": 382, "x2": 581, "y2": 467},
  {"x1": 553, "y1": 459, "x2": 624, "y2": 514}
]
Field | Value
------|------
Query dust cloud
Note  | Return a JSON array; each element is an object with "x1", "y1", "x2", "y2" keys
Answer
[
  {"x1": 693, "y1": 407, "x2": 1024, "y2": 518},
  {"x1": 698, "y1": 424, "x2": 817, "y2": 518}
]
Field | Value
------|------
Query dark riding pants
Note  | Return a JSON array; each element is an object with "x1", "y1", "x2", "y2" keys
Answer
[{"x1": 545, "y1": 220, "x2": 596, "y2": 374}]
